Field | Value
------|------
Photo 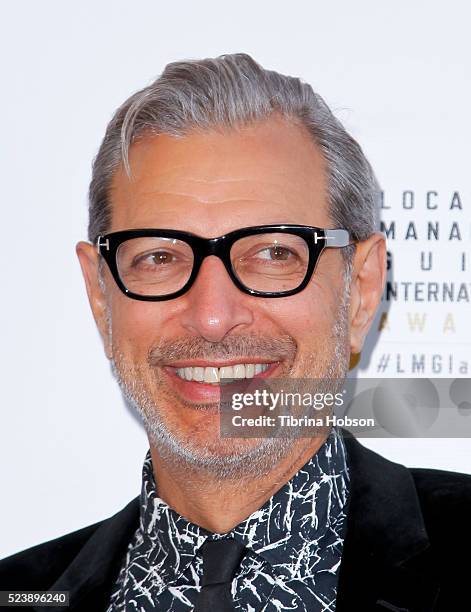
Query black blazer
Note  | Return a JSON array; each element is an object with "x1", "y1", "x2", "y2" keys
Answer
[{"x1": 1, "y1": 434, "x2": 470, "y2": 612}]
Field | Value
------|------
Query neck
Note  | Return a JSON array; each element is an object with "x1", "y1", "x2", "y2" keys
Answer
[{"x1": 149, "y1": 436, "x2": 327, "y2": 533}]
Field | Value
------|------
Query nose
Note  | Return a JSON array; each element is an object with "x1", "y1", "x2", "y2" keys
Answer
[{"x1": 179, "y1": 256, "x2": 254, "y2": 342}]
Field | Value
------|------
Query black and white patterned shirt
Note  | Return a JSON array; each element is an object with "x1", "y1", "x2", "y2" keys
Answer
[{"x1": 107, "y1": 427, "x2": 350, "y2": 612}]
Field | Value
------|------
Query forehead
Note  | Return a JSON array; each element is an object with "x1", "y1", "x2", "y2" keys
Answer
[{"x1": 109, "y1": 115, "x2": 330, "y2": 234}]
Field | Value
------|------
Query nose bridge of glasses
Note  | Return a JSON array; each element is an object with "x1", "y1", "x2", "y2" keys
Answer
[
  {"x1": 204, "y1": 235, "x2": 226, "y2": 256},
  {"x1": 194, "y1": 234, "x2": 231, "y2": 264},
  {"x1": 195, "y1": 235, "x2": 233, "y2": 279}
]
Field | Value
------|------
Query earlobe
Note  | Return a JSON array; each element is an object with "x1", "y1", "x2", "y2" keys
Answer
[
  {"x1": 75, "y1": 241, "x2": 113, "y2": 359},
  {"x1": 348, "y1": 233, "x2": 386, "y2": 354}
]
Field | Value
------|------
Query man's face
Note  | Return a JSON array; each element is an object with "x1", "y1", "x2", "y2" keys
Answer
[{"x1": 78, "y1": 116, "x2": 360, "y2": 477}]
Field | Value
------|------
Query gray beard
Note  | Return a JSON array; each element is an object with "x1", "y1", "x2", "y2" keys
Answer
[{"x1": 109, "y1": 285, "x2": 351, "y2": 482}]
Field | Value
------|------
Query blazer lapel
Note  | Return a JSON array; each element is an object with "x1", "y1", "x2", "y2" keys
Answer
[
  {"x1": 32, "y1": 497, "x2": 140, "y2": 612},
  {"x1": 336, "y1": 432, "x2": 440, "y2": 612}
]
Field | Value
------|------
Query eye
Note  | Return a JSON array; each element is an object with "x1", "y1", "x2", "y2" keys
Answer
[
  {"x1": 255, "y1": 245, "x2": 296, "y2": 261},
  {"x1": 133, "y1": 250, "x2": 177, "y2": 267}
]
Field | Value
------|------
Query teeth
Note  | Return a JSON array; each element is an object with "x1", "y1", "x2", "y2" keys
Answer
[
  {"x1": 233, "y1": 364, "x2": 245, "y2": 379},
  {"x1": 174, "y1": 363, "x2": 271, "y2": 383},
  {"x1": 193, "y1": 367, "x2": 204, "y2": 382},
  {"x1": 245, "y1": 363, "x2": 255, "y2": 378},
  {"x1": 219, "y1": 366, "x2": 233, "y2": 379},
  {"x1": 204, "y1": 367, "x2": 219, "y2": 383}
]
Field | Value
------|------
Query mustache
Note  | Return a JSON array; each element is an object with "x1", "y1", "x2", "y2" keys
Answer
[{"x1": 147, "y1": 334, "x2": 297, "y2": 366}]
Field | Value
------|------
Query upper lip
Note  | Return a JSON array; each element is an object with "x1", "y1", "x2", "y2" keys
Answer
[{"x1": 164, "y1": 359, "x2": 278, "y2": 368}]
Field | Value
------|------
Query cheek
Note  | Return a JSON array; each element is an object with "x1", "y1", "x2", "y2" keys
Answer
[
  {"x1": 109, "y1": 299, "x2": 169, "y2": 357},
  {"x1": 265, "y1": 279, "x2": 339, "y2": 343}
]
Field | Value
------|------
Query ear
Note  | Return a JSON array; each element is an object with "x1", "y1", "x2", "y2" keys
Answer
[
  {"x1": 348, "y1": 232, "x2": 386, "y2": 354},
  {"x1": 75, "y1": 241, "x2": 113, "y2": 359}
]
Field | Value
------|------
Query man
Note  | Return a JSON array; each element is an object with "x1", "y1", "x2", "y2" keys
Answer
[{"x1": 0, "y1": 53, "x2": 469, "y2": 612}]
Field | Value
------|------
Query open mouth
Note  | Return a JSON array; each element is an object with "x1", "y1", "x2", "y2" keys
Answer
[
  {"x1": 162, "y1": 360, "x2": 279, "y2": 407},
  {"x1": 173, "y1": 362, "x2": 271, "y2": 384}
]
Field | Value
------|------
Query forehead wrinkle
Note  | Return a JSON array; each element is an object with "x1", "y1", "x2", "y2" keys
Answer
[
  {"x1": 132, "y1": 191, "x2": 289, "y2": 207},
  {"x1": 123, "y1": 172, "x2": 304, "y2": 205},
  {"x1": 133, "y1": 174, "x2": 295, "y2": 189}
]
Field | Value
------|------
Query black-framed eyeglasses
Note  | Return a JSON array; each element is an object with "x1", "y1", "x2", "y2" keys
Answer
[{"x1": 95, "y1": 224, "x2": 353, "y2": 301}]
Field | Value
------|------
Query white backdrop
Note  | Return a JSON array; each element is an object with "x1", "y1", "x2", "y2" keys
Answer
[{"x1": 1, "y1": 0, "x2": 469, "y2": 558}]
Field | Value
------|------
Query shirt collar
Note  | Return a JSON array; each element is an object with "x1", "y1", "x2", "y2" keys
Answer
[{"x1": 139, "y1": 426, "x2": 349, "y2": 585}]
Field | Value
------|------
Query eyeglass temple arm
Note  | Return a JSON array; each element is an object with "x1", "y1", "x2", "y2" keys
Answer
[{"x1": 321, "y1": 229, "x2": 351, "y2": 247}]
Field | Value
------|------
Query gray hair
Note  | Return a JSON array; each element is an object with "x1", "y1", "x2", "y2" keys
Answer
[{"x1": 88, "y1": 53, "x2": 381, "y2": 277}]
